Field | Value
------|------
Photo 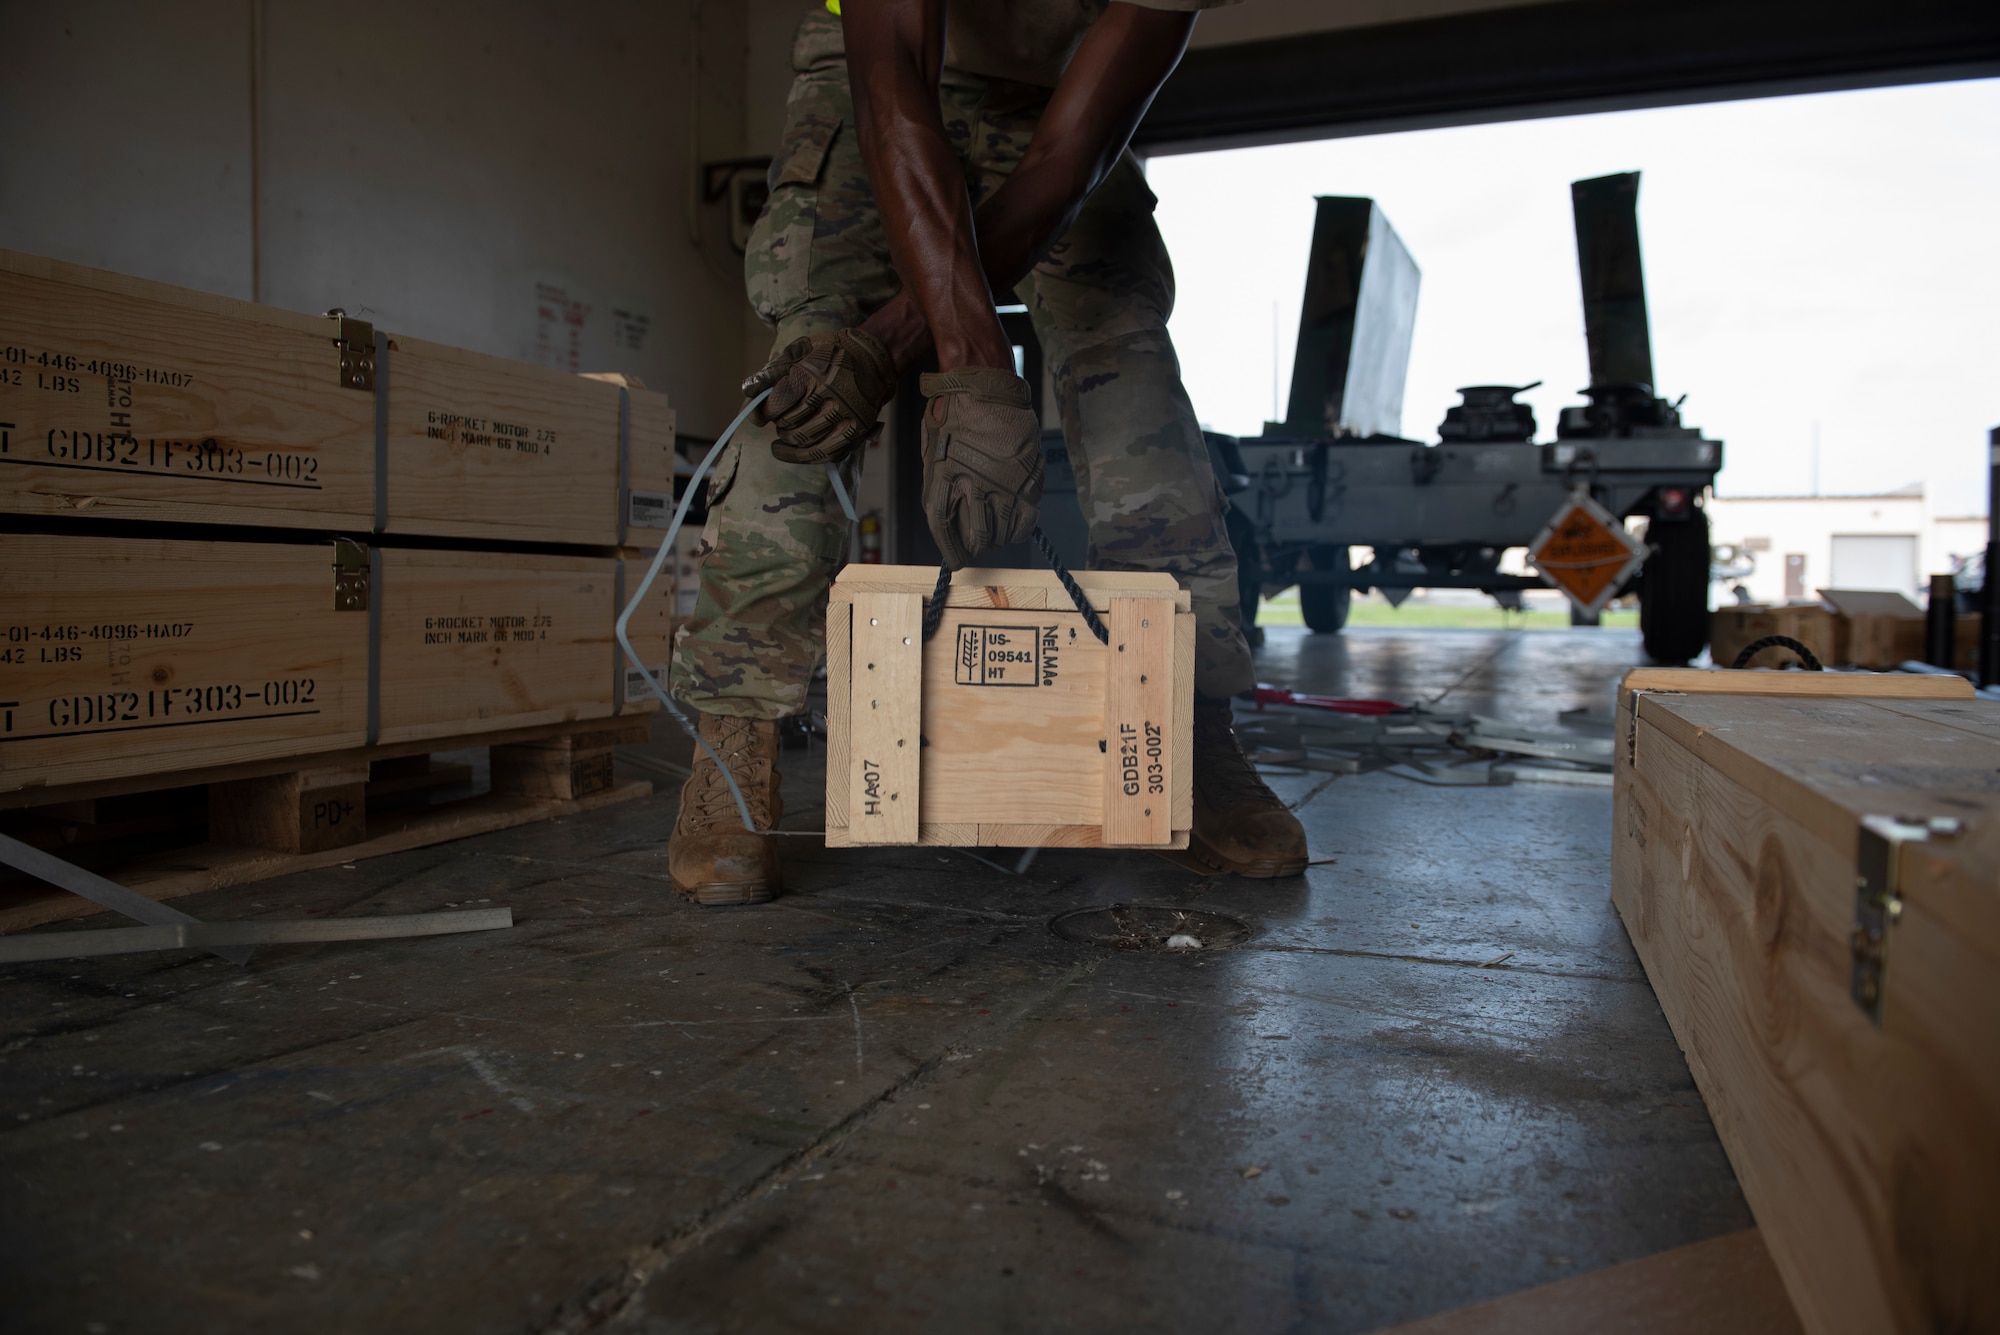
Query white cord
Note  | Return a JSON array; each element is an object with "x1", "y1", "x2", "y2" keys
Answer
[
  {"x1": 615, "y1": 392, "x2": 868, "y2": 835},
  {"x1": 615, "y1": 389, "x2": 772, "y2": 833}
]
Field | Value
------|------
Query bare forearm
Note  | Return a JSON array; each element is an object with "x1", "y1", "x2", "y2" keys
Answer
[
  {"x1": 845, "y1": 1, "x2": 1012, "y2": 371},
  {"x1": 860, "y1": 3, "x2": 1194, "y2": 374}
]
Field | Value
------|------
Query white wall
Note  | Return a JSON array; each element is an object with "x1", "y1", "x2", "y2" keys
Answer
[
  {"x1": 0, "y1": 4, "x2": 256, "y2": 298},
  {"x1": 1, "y1": 0, "x2": 762, "y2": 436},
  {"x1": 1706, "y1": 489, "x2": 1984, "y2": 603}
]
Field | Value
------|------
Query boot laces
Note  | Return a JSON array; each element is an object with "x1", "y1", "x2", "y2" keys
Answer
[{"x1": 686, "y1": 717, "x2": 773, "y2": 828}]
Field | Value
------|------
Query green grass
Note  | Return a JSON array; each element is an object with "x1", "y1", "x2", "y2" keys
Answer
[{"x1": 1256, "y1": 590, "x2": 1638, "y2": 631}]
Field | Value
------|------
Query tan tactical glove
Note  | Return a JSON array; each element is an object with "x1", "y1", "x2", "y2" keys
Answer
[
  {"x1": 919, "y1": 367, "x2": 1044, "y2": 568},
  {"x1": 741, "y1": 328, "x2": 898, "y2": 466}
]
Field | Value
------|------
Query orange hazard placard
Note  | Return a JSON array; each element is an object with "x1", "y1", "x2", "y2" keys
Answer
[{"x1": 1527, "y1": 491, "x2": 1648, "y2": 617}]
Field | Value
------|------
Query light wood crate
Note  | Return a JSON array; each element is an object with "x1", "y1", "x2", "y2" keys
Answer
[
  {"x1": 1611, "y1": 667, "x2": 1998, "y2": 1335},
  {"x1": 0, "y1": 533, "x2": 672, "y2": 795},
  {"x1": 825, "y1": 565, "x2": 1192, "y2": 849},
  {"x1": 0, "y1": 248, "x2": 674, "y2": 546},
  {"x1": 1709, "y1": 603, "x2": 1846, "y2": 669}
]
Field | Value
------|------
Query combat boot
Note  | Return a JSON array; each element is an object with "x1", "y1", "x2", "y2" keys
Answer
[
  {"x1": 1163, "y1": 695, "x2": 1309, "y2": 878},
  {"x1": 668, "y1": 712, "x2": 785, "y2": 905}
]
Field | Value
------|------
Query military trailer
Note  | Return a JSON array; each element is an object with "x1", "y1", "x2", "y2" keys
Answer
[{"x1": 1228, "y1": 175, "x2": 1722, "y2": 665}]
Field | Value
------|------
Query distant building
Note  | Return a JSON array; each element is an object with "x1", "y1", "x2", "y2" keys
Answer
[{"x1": 1705, "y1": 484, "x2": 1985, "y2": 604}]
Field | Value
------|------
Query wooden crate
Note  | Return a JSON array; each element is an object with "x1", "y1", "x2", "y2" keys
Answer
[
  {"x1": 825, "y1": 565, "x2": 1192, "y2": 849},
  {"x1": 1819, "y1": 589, "x2": 1927, "y2": 670},
  {"x1": 374, "y1": 547, "x2": 673, "y2": 746},
  {"x1": 0, "y1": 533, "x2": 673, "y2": 795},
  {"x1": 0, "y1": 248, "x2": 675, "y2": 546},
  {"x1": 1709, "y1": 602, "x2": 1845, "y2": 669},
  {"x1": 0, "y1": 533, "x2": 368, "y2": 794},
  {"x1": 1611, "y1": 667, "x2": 1998, "y2": 1335}
]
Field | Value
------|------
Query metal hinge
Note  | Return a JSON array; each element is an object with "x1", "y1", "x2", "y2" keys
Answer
[
  {"x1": 325, "y1": 308, "x2": 376, "y2": 392},
  {"x1": 1851, "y1": 813, "x2": 1963, "y2": 1023},
  {"x1": 332, "y1": 538, "x2": 370, "y2": 611}
]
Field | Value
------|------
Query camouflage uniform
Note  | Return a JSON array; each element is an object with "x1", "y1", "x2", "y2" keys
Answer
[{"x1": 671, "y1": 11, "x2": 1254, "y2": 719}]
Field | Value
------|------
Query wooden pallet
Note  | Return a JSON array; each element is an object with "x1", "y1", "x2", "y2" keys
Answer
[{"x1": 0, "y1": 716, "x2": 654, "y2": 934}]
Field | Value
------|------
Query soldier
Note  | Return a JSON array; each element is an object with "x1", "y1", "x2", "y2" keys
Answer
[{"x1": 668, "y1": 0, "x2": 1307, "y2": 903}]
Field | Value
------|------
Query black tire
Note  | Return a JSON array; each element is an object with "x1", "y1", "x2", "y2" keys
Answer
[
  {"x1": 1300, "y1": 545, "x2": 1352, "y2": 634},
  {"x1": 1640, "y1": 505, "x2": 1711, "y2": 665},
  {"x1": 1225, "y1": 504, "x2": 1265, "y2": 648}
]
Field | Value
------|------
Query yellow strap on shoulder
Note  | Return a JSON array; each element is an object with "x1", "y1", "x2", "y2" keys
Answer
[{"x1": 826, "y1": 0, "x2": 840, "y2": 14}]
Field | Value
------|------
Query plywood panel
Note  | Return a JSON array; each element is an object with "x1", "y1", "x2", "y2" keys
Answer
[{"x1": 920, "y1": 607, "x2": 1109, "y2": 829}]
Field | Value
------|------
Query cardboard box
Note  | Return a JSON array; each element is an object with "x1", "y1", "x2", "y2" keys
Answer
[
  {"x1": 0, "y1": 248, "x2": 674, "y2": 546},
  {"x1": 1612, "y1": 667, "x2": 1998, "y2": 1335},
  {"x1": 825, "y1": 565, "x2": 1193, "y2": 849},
  {"x1": 0, "y1": 533, "x2": 672, "y2": 794}
]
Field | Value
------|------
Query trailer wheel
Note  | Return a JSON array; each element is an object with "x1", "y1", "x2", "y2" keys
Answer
[
  {"x1": 1300, "y1": 546, "x2": 1352, "y2": 634},
  {"x1": 1640, "y1": 506, "x2": 1711, "y2": 665},
  {"x1": 1225, "y1": 504, "x2": 1265, "y2": 648}
]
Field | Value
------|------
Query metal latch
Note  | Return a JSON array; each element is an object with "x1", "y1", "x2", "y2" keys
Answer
[
  {"x1": 332, "y1": 538, "x2": 370, "y2": 611},
  {"x1": 1851, "y1": 813, "x2": 1963, "y2": 1023},
  {"x1": 325, "y1": 308, "x2": 376, "y2": 392}
]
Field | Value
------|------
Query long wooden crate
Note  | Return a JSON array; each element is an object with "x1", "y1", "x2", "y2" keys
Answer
[
  {"x1": 0, "y1": 533, "x2": 673, "y2": 796},
  {"x1": 1611, "y1": 667, "x2": 1998, "y2": 1335},
  {"x1": 825, "y1": 564, "x2": 1192, "y2": 849},
  {"x1": 0, "y1": 248, "x2": 675, "y2": 546},
  {"x1": 1713, "y1": 595, "x2": 1974, "y2": 672}
]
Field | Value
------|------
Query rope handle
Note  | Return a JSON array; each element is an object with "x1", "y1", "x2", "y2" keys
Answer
[
  {"x1": 1730, "y1": 634, "x2": 1824, "y2": 671},
  {"x1": 920, "y1": 528, "x2": 1113, "y2": 645}
]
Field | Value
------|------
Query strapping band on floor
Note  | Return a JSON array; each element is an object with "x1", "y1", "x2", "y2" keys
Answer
[
  {"x1": 0, "y1": 831, "x2": 251, "y2": 967},
  {"x1": 0, "y1": 832, "x2": 514, "y2": 966},
  {"x1": 0, "y1": 908, "x2": 513, "y2": 964}
]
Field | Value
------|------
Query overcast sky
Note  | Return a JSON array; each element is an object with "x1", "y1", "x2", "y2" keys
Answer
[{"x1": 1147, "y1": 77, "x2": 2000, "y2": 516}]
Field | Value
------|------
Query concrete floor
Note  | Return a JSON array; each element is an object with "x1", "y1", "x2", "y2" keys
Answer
[{"x1": 0, "y1": 626, "x2": 1750, "y2": 1333}]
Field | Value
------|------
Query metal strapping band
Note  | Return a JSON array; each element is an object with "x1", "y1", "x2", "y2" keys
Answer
[
  {"x1": 0, "y1": 832, "x2": 250, "y2": 966},
  {"x1": 616, "y1": 386, "x2": 631, "y2": 546},
  {"x1": 373, "y1": 329, "x2": 390, "y2": 532},
  {"x1": 0, "y1": 908, "x2": 513, "y2": 964},
  {"x1": 366, "y1": 546, "x2": 383, "y2": 745}
]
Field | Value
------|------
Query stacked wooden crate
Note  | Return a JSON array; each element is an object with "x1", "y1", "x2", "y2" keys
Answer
[
  {"x1": 1712, "y1": 590, "x2": 1972, "y2": 671},
  {"x1": 1611, "y1": 668, "x2": 1999, "y2": 1334},
  {"x1": 0, "y1": 249, "x2": 680, "y2": 923}
]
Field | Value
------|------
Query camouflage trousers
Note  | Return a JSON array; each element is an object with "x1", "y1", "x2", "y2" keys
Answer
[{"x1": 671, "y1": 11, "x2": 1254, "y2": 720}]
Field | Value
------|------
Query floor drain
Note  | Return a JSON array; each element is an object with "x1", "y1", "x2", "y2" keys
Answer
[{"x1": 1050, "y1": 903, "x2": 1252, "y2": 952}]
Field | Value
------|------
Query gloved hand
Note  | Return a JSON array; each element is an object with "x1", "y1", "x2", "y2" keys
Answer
[
  {"x1": 741, "y1": 328, "x2": 898, "y2": 466},
  {"x1": 919, "y1": 367, "x2": 1043, "y2": 568}
]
